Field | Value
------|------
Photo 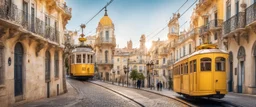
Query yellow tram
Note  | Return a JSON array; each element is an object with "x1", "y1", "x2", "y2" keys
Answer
[
  {"x1": 70, "y1": 45, "x2": 95, "y2": 78},
  {"x1": 173, "y1": 44, "x2": 228, "y2": 98}
]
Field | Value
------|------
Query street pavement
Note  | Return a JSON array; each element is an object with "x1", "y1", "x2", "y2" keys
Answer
[
  {"x1": 16, "y1": 78, "x2": 256, "y2": 107},
  {"x1": 99, "y1": 81, "x2": 256, "y2": 107},
  {"x1": 17, "y1": 78, "x2": 140, "y2": 107}
]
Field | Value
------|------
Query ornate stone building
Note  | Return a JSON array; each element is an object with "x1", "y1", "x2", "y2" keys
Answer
[
  {"x1": 94, "y1": 8, "x2": 116, "y2": 81},
  {"x1": 113, "y1": 35, "x2": 148, "y2": 86},
  {"x1": 0, "y1": 0, "x2": 71, "y2": 106},
  {"x1": 222, "y1": 0, "x2": 256, "y2": 94}
]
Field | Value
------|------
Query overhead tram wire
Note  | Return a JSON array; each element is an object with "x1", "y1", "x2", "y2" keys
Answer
[
  {"x1": 133, "y1": 0, "x2": 190, "y2": 48},
  {"x1": 74, "y1": 0, "x2": 114, "y2": 33},
  {"x1": 146, "y1": 0, "x2": 198, "y2": 49}
]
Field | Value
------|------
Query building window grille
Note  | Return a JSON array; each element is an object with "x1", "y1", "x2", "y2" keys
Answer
[{"x1": 54, "y1": 51, "x2": 59, "y2": 78}]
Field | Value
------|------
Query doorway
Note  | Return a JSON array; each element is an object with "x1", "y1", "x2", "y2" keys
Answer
[
  {"x1": 228, "y1": 52, "x2": 233, "y2": 92},
  {"x1": 14, "y1": 43, "x2": 24, "y2": 97}
]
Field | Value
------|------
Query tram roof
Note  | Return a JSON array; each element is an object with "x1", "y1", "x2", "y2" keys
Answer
[
  {"x1": 174, "y1": 48, "x2": 228, "y2": 64},
  {"x1": 72, "y1": 45, "x2": 94, "y2": 53}
]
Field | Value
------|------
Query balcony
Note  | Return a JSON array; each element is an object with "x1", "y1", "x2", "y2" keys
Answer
[
  {"x1": 56, "y1": 1, "x2": 72, "y2": 16},
  {"x1": 159, "y1": 50, "x2": 168, "y2": 56},
  {"x1": 246, "y1": 2, "x2": 256, "y2": 26},
  {"x1": 223, "y1": 12, "x2": 246, "y2": 37},
  {"x1": 199, "y1": 24, "x2": 209, "y2": 36},
  {"x1": 209, "y1": 19, "x2": 223, "y2": 31},
  {"x1": 97, "y1": 60, "x2": 114, "y2": 65},
  {"x1": 129, "y1": 60, "x2": 145, "y2": 64},
  {"x1": 167, "y1": 59, "x2": 175, "y2": 66},
  {"x1": 0, "y1": 3, "x2": 60, "y2": 43},
  {"x1": 94, "y1": 37, "x2": 116, "y2": 47},
  {"x1": 195, "y1": 0, "x2": 212, "y2": 13}
]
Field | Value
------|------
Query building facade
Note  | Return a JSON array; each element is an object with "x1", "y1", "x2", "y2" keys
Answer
[
  {"x1": 94, "y1": 9, "x2": 116, "y2": 81},
  {"x1": 113, "y1": 35, "x2": 148, "y2": 86},
  {"x1": 0, "y1": 0, "x2": 71, "y2": 106},
  {"x1": 222, "y1": 0, "x2": 256, "y2": 94}
]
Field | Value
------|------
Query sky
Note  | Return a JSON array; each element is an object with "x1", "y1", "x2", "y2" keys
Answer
[{"x1": 66, "y1": 0, "x2": 197, "y2": 48}]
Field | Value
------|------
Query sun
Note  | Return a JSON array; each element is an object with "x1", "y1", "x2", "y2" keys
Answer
[{"x1": 146, "y1": 42, "x2": 152, "y2": 49}]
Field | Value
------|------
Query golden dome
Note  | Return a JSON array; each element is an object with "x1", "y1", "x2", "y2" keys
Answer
[
  {"x1": 99, "y1": 8, "x2": 113, "y2": 26},
  {"x1": 99, "y1": 16, "x2": 113, "y2": 26}
]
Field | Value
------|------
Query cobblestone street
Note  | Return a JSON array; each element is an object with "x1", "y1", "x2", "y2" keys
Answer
[{"x1": 15, "y1": 78, "x2": 256, "y2": 107}]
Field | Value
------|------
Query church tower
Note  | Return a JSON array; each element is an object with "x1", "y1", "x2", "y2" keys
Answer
[
  {"x1": 140, "y1": 34, "x2": 146, "y2": 53},
  {"x1": 127, "y1": 40, "x2": 132, "y2": 50},
  {"x1": 168, "y1": 13, "x2": 180, "y2": 41},
  {"x1": 94, "y1": 8, "x2": 116, "y2": 81}
]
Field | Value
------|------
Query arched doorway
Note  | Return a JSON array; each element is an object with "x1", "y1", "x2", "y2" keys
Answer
[
  {"x1": 14, "y1": 42, "x2": 24, "y2": 96},
  {"x1": 228, "y1": 52, "x2": 233, "y2": 92},
  {"x1": 45, "y1": 51, "x2": 51, "y2": 98},
  {"x1": 237, "y1": 46, "x2": 246, "y2": 93}
]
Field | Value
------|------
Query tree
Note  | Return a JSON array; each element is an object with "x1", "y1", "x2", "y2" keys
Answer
[
  {"x1": 137, "y1": 73, "x2": 145, "y2": 80},
  {"x1": 129, "y1": 69, "x2": 138, "y2": 81}
]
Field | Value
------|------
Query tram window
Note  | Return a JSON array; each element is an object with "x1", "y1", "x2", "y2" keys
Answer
[
  {"x1": 190, "y1": 61, "x2": 193, "y2": 73},
  {"x1": 91, "y1": 55, "x2": 93, "y2": 63},
  {"x1": 215, "y1": 57, "x2": 225, "y2": 71},
  {"x1": 193, "y1": 60, "x2": 196, "y2": 72},
  {"x1": 77, "y1": 54, "x2": 81, "y2": 63},
  {"x1": 185, "y1": 63, "x2": 188, "y2": 74},
  {"x1": 83, "y1": 54, "x2": 86, "y2": 63},
  {"x1": 201, "y1": 58, "x2": 211, "y2": 71},
  {"x1": 87, "y1": 54, "x2": 90, "y2": 63},
  {"x1": 181, "y1": 64, "x2": 183, "y2": 74}
]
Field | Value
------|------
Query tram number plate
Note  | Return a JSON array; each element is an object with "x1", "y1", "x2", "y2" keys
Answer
[{"x1": 82, "y1": 67, "x2": 86, "y2": 71}]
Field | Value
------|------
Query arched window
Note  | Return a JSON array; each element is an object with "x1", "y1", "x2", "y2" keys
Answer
[
  {"x1": 105, "y1": 51, "x2": 108, "y2": 63},
  {"x1": 215, "y1": 57, "x2": 226, "y2": 71},
  {"x1": 201, "y1": 58, "x2": 212, "y2": 71},
  {"x1": 106, "y1": 31, "x2": 109, "y2": 41},
  {"x1": 54, "y1": 51, "x2": 59, "y2": 78}
]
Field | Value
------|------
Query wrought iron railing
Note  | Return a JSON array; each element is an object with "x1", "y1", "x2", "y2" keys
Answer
[
  {"x1": 199, "y1": 24, "x2": 209, "y2": 35},
  {"x1": 209, "y1": 19, "x2": 223, "y2": 29},
  {"x1": 246, "y1": 2, "x2": 256, "y2": 25},
  {"x1": 223, "y1": 12, "x2": 246, "y2": 35},
  {"x1": 0, "y1": 2, "x2": 59, "y2": 43},
  {"x1": 95, "y1": 37, "x2": 116, "y2": 46}
]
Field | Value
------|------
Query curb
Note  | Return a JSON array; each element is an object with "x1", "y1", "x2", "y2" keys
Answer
[
  {"x1": 89, "y1": 81, "x2": 145, "y2": 107},
  {"x1": 93, "y1": 81, "x2": 195, "y2": 107}
]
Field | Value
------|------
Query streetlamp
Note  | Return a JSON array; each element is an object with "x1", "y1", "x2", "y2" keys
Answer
[
  {"x1": 146, "y1": 61, "x2": 154, "y2": 89},
  {"x1": 124, "y1": 58, "x2": 130, "y2": 87},
  {"x1": 112, "y1": 70, "x2": 115, "y2": 84}
]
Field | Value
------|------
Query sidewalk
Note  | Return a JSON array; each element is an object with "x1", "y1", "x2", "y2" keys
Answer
[
  {"x1": 16, "y1": 81, "x2": 78, "y2": 107},
  {"x1": 100, "y1": 81, "x2": 256, "y2": 107}
]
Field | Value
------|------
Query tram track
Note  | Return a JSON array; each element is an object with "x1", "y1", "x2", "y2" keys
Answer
[
  {"x1": 83, "y1": 81, "x2": 145, "y2": 107},
  {"x1": 87, "y1": 80, "x2": 194, "y2": 107}
]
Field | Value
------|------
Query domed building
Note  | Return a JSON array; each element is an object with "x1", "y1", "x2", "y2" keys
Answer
[{"x1": 94, "y1": 8, "x2": 116, "y2": 81}]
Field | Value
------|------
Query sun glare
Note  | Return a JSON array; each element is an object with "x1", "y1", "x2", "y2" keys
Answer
[{"x1": 146, "y1": 42, "x2": 152, "y2": 49}]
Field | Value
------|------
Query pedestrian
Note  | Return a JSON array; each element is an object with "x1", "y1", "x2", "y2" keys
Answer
[
  {"x1": 137, "y1": 80, "x2": 139, "y2": 88},
  {"x1": 157, "y1": 82, "x2": 159, "y2": 91},
  {"x1": 138, "y1": 80, "x2": 141, "y2": 89},
  {"x1": 160, "y1": 81, "x2": 163, "y2": 91}
]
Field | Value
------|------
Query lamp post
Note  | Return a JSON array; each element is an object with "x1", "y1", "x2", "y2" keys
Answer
[
  {"x1": 123, "y1": 58, "x2": 130, "y2": 87},
  {"x1": 146, "y1": 61, "x2": 154, "y2": 89},
  {"x1": 112, "y1": 70, "x2": 115, "y2": 84}
]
